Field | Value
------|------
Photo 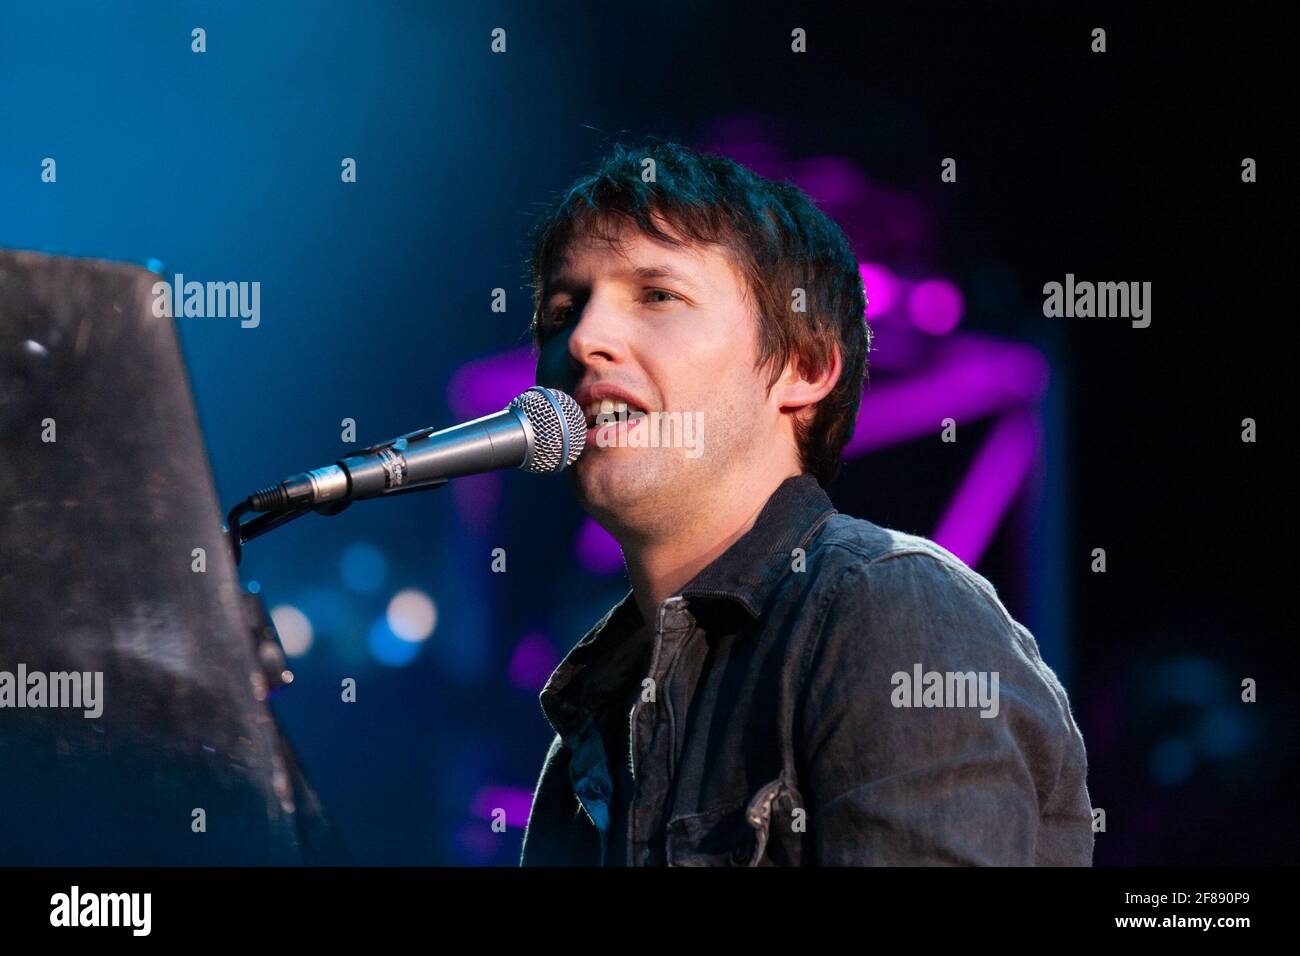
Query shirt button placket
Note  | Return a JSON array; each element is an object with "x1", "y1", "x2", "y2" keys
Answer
[{"x1": 629, "y1": 596, "x2": 693, "y2": 865}]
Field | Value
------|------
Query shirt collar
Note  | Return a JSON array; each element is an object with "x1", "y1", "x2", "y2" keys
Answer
[
  {"x1": 539, "y1": 473, "x2": 837, "y2": 739},
  {"x1": 678, "y1": 472, "x2": 837, "y2": 618}
]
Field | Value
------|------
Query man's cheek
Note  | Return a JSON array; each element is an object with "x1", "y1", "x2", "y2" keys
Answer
[{"x1": 535, "y1": 338, "x2": 573, "y2": 390}]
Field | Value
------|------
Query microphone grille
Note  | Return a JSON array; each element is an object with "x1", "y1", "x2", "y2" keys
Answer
[{"x1": 510, "y1": 387, "x2": 586, "y2": 474}]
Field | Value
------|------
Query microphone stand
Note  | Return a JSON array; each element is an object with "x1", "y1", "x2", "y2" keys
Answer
[{"x1": 224, "y1": 427, "x2": 452, "y2": 566}]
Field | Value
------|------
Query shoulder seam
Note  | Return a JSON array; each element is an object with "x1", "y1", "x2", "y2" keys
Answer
[
  {"x1": 820, "y1": 539, "x2": 1030, "y2": 647},
  {"x1": 803, "y1": 545, "x2": 1077, "y2": 813}
]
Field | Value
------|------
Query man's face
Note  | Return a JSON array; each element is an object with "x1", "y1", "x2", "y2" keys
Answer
[{"x1": 535, "y1": 219, "x2": 780, "y2": 537}]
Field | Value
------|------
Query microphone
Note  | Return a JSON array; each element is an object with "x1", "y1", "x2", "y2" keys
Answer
[{"x1": 245, "y1": 386, "x2": 585, "y2": 512}]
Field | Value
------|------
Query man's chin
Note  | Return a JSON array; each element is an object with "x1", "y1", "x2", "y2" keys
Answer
[{"x1": 568, "y1": 453, "x2": 655, "y2": 524}]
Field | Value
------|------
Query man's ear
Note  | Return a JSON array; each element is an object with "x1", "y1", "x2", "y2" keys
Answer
[{"x1": 774, "y1": 343, "x2": 842, "y2": 414}]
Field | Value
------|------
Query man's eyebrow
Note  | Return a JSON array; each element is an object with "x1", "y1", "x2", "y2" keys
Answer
[
  {"x1": 628, "y1": 264, "x2": 702, "y2": 291},
  {"x1": 542, "y1": 275, "x2": 583, "y2": 302},
  {"x1": 543, "y1": 263, "x2": 702, "y2": 301}
]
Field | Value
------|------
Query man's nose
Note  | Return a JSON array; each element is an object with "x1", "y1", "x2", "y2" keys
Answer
[{"x1": 567, "y1": 291, "x2": 626, "y2": 371}]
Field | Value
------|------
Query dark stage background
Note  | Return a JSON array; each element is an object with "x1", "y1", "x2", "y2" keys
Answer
[{"x1": 1, "y1": 2, "x2": 1292, "y2": 865}]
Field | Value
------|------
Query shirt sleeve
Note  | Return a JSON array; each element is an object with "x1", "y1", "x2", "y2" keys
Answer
[{"x1": 793, "y1": 551, "x2": 1093, "y2": 866}]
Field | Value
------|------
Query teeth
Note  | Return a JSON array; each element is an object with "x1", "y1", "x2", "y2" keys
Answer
[{"x1": 585, "y1": 399, "x2": 645, "y2": 419}]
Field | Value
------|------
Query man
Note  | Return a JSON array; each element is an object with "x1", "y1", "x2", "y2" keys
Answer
[{"x1": 519, "y1": 138, "x2": 1092, "y2": 866}]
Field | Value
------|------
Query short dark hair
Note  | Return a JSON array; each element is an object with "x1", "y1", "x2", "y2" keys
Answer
[{"x1": 527, "y1": 137, "x2": 870, "y2": 488}]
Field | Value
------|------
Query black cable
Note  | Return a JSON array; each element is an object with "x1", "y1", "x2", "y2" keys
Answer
[
  {"x1": 224, "y1": 473, "x2": 448, "y2": 565},
  {"x1": 225, "y1": 498, "x2": 252, "y2": 565}
]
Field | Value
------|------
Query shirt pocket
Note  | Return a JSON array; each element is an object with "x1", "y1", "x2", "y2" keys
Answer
[{"x1": 664, "y1": 778, "x2": 785, "y2": 867}]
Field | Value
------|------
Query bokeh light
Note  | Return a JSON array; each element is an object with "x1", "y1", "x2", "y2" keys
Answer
[
  {"x1": 907, "y1": 278, "x2": 965, "y2": 335},
  {"x1": 269, "y1": 604, "x2": 313, "y2": 657},
  {"x1": 508, "y1": 633, "x2": 560, "y2": 691},
  {"x1": 340, "y1": 541, "x2": 388, "y2": 594},
  {"x1": 367, "y1": 617, "x2": 422, "y2": 666},
  {"x1": 859, "y1": 262, "x2": 898, "y2": 318},
  {"x1": 575, "y1": 517, "x2": 623, "y2": 574},
  {"x1": 1150, "y1": 736, "x2": 1195, "y2": 787},
  {"x1": 386, "y1": 588, "x2": 437, "y2": 642}
]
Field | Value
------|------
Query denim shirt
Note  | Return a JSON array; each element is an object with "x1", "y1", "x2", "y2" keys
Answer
[{"x1": 520, "y1": 474, "x2": 1093, "y2": 866}]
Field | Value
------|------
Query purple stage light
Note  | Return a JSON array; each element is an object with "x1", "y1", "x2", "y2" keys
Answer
[
  {"x1": 844, "y1": 335, "x2": 1048, "y2": 457},
  {"x1": 453, "y1": 822, "x2": 501, "y2": 862},
  {"x1": 508, "y1": 632, "x2": 560, "y2": 691},
  {"x1": 447, "y1": 346, "x2": 535, "y2": 421},
  {"x1": 793, "y1": 156, "x2": 869, "y2": 205},
  {"x1": 576, "y1": 517, "x2": 624, "y2": 574},
  {"x1": 700, "y1": 114, "x2": 787, "y2": 178},
  {"x1": 859, "y1": 312, "x2": 931, "y2": 373},
  {"x1": 932, "y1": 408, "x2": 1039, "y2": 566},
  {"x1": 451, "y1": 472, "x2": 503, "y2": 537},
  {"x1": 471, "y1": 786, "x2": 534, "y2": 826},
  {"x1": 908, "y1": 278, "x2": 965, "y2": 335},
  {"x1": 859, "y1": 262, "x2": 899, "y2": 319}
]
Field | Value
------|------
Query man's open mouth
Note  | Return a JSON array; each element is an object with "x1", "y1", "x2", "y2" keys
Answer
[{"x1": 584, "y1": 399, "x2": 649, "y2": 429}]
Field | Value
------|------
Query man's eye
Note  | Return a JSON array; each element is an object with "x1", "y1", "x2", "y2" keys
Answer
[
  {"x1": 645, "y1": 289, "x2": 680, "y2": 305},
  {"x1": 545, "y1": 304, "x2": 575, "y2": 327}
]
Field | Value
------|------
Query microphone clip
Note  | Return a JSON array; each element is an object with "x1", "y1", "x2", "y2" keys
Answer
[{"x1": 223, "y1": 468, "x2": 447, "y2": 566}]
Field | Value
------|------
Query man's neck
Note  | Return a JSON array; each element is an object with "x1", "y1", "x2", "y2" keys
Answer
[{"x1": 622, "y1": 466, "x2": 803, "y2": 626}]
